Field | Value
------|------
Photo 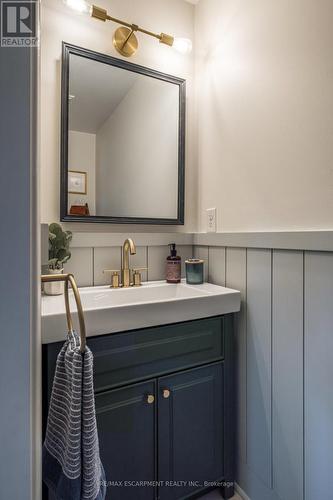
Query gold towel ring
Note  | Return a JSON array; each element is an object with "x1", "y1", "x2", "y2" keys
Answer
[{"x1": 41, "y1": 273, "x2": 86, "y2": 353}]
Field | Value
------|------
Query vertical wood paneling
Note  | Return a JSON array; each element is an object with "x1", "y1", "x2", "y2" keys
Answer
[
  {"x1": 64, "y1": 248, "x2": 93, "y2": 287},
  {"x1": 208, "y1": 246, "x2": 226, "y2": 286},
  {"x1": 304, "y1": 252, "x2": 333, "y2": 500},
  {"x1": 146, "y1": 245, "x2": 168, "y2": 281},
  {"x1": 225, "y1": 248, "x2": 247, "y2": 466},
  {"x1": 246, "y1": 249, "x2": 272, "y2": 488},
  {"x1": 177, "y1": 245, "x2": 194, "y2": 278},
  {"x1": 94, "y1": 247, "x2": 122, "y2": 285},
  {"x1": 272, "y1": 250, "x2": 303, "y2": 500},
  {"x1": 196, "y1": 245, "x2": 333, "y2": 500}
]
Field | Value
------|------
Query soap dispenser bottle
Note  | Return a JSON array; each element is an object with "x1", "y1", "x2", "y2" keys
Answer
[{"x1": 166, "y1": 243, "x2": 181, "y2": 283}]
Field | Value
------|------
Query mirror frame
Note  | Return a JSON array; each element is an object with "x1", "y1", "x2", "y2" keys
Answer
[{"x1": 60, "y1": 42, "x2": 186, "y2": 225}]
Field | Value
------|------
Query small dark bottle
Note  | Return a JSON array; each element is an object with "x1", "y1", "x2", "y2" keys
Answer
[{"x1": 166, "y1": 243, "x2": 181, "y2": 283}]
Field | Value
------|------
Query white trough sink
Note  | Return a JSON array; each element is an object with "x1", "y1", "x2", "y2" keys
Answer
[{"x1": 42, "y1": 280, "x2": 241, "y2": 344}]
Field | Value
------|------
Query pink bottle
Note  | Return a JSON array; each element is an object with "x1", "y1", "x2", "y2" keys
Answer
[{"x1": 166, "y1": 243, "x2": 181, "y2": 283}]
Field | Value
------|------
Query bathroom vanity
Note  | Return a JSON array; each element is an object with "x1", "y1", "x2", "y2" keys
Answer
[
  {"x1": 42, "y1": 281, "x2": 240, "y2": 500},
  {"x1": 46, "y1": 42, "x2": 241, "y2": 496}
]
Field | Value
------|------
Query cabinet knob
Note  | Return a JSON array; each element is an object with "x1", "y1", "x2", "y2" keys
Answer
[
  {"x1": 146, "y1": 394, "x2": 155, "y2": 404},
  {"x1": 162, "y1": 389, "x2": 171, "y2": 399}
]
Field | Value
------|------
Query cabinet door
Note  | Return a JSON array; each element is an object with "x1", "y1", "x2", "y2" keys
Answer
[
  {"x1": 95, "y1": 381, "x2": 156, "y2": 500},
  {"x1": 158, "y1": 363, "x2": 224, "y2": 500}
]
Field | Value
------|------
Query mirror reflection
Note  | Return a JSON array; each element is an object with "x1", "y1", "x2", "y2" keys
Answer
[{"x1": 63, "y1": 48, "x2": 185, "y2": 223}]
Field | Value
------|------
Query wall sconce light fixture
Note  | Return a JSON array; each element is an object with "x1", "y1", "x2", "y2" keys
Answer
[{"x1": 63, "y1": 0, "x2": 193, "y2": 57}]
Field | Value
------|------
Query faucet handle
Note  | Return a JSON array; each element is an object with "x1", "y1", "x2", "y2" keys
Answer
[
  {"x1": 132, "y1": 267, "x2": 148, "y2": 287},
  {"x1": 103, "y1": 269, "x2": 121, "y2": 288}
]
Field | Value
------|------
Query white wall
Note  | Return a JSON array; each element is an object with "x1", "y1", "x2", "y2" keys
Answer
[
  {"x1": 68, "y1": 131, "x2": 96, "y2": 215},
  {"x1": 96, "y1": 78, "x2": 179, "y2": 218},
  {"x1": 41, "y1": 0, "x2": 333, "y2": 234},
  {"x1": 40, "y1": 0, "x2": 196, "y2": 231},
  {"x1": 195, "y1": 0, "x2": 333, "y2": 232}
]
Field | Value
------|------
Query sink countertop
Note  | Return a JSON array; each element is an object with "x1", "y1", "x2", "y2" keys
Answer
[{"x1": 41, "y1": 280, "x2": 241, "y2": 344}]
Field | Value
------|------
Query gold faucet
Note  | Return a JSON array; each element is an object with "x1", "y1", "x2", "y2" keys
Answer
[
  {"x1": 104, "y1": 238, "x2": 147, "y2": 287},
  {"x1": 122, "y1": 238, "x2": 136, "y2": 287}
]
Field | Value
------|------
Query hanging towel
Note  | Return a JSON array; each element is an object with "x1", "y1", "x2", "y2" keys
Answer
[{"x1": 43, "y1": 332, "x2": 106, "y2": 500}]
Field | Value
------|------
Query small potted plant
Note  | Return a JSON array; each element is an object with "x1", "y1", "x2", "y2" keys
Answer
[{"x1": 44, "y1": 223, "x2": 72, "y2": 296}]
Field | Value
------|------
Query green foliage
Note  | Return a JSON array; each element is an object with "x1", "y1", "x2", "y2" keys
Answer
[{"x1": 48, "y1": 223, "x2": 72, "y2": 270}]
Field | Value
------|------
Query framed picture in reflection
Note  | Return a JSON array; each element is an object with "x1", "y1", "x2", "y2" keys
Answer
[{"x1": 68, "y1": 170, "x2": 87, "y2": 195}]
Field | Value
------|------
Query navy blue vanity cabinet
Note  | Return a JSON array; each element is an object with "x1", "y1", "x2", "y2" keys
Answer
[
  {"x1": 43, "y1": 315, "x2": 235, "y2": 500},
  {"x1": 158, "y1": 363, "x2": 224, "y2": 500},
  {"x1": 95, "y1": 381, "x2": 156, "y2": 500}
]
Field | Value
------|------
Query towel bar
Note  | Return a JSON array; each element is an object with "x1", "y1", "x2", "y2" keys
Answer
[{"x1": 41, "y1": 273, "x2": 86, "y2": 352}]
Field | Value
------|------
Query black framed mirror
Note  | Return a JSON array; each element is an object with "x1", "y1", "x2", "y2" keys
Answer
[{"x1": 60, "y1": 42, "x2": 185, "y2": 224}]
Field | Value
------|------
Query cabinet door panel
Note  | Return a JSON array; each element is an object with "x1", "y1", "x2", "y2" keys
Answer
[
  {"x1": 95, "y1": 381, "x2": 156, "y2": 500},
  {"x1": 158, "y1": 363, "x2": 224, "y2": 500}
]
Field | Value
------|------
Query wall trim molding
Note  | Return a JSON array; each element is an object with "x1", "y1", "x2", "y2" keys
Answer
[
  {"x1": 44, "y1": 225, "x2": 333, "y2": 251},
  {"x1": 194, "y1": 231, "x2": 333, "y2": 251},
  {"x1": 71, "y1": 231, "x2": 194, "y2": 247}
]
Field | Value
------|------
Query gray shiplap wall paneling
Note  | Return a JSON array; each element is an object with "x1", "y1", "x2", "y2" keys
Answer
[
  {"x1": 94, "y1": 247, "x2": 122, "y2": 285},
  {"x1": 147, "y1": 245, "x2": 170, "y2": 281},
  {"x1": 304, "y1": 252, "x2": 333, "y2": 500},
  {"x1": 48, "y1": 235, "x2": 333, "y2": 500},
  {"x1": 225, "y1": 248, "x2": 247, "y2": 466},
  {"x1": 64, "y1": 248, "x2": 94, "y2": 287},
  {"x1": 177, "y1": 245, "x2": 195, "y2": 278},
  {"x1": 60, "y1": 244, "x2": 193, "y2": 285},
  {"x1": 246, "y1": 249, "x2": 272, "y2": 489},
  {"x1": 208, "y1": 247, "x2": 226, "y2": 286},
  {"x1": 272, "y1": 250, "x2": 304, "y2": 500}
]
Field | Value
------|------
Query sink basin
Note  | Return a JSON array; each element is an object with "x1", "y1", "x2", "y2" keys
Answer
[{"x1": 42, "y1": 280, "x2": 241, "y2": 344}]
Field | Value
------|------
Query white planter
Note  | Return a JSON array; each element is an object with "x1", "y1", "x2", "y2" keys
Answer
[{"x1": 44, "y1": 268, "x2": 64, "y2": 296}]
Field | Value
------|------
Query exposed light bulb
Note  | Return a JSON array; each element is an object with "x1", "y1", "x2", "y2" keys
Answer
[
  {"x1": 63, "y1": 0, "x2": 92, "y2": 14},
  {"x1": 173, "y1": 37, "x2": 192, "y2": 55}
]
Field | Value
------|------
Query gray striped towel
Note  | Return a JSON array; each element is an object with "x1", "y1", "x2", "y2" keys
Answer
[{"x1": 43, "y1": 332, "x2": 106, "y2": 500}]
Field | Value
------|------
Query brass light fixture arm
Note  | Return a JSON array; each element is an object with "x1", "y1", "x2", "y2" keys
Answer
[
  {"x1": 91, "y1": 5, "x2": 174, "y2": 46},
  {"x1": 41, "y1": 273, "x2": 87, "y2": 352}
]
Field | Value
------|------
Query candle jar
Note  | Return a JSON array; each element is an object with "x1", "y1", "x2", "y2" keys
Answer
[{"x1": 185, "y1": 259, "x2": 204, "y2": 285}]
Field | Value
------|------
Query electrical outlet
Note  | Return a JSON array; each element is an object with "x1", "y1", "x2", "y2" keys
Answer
[{"x1": 206, "y1": 208, "x2": 216, "y2": 232}]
